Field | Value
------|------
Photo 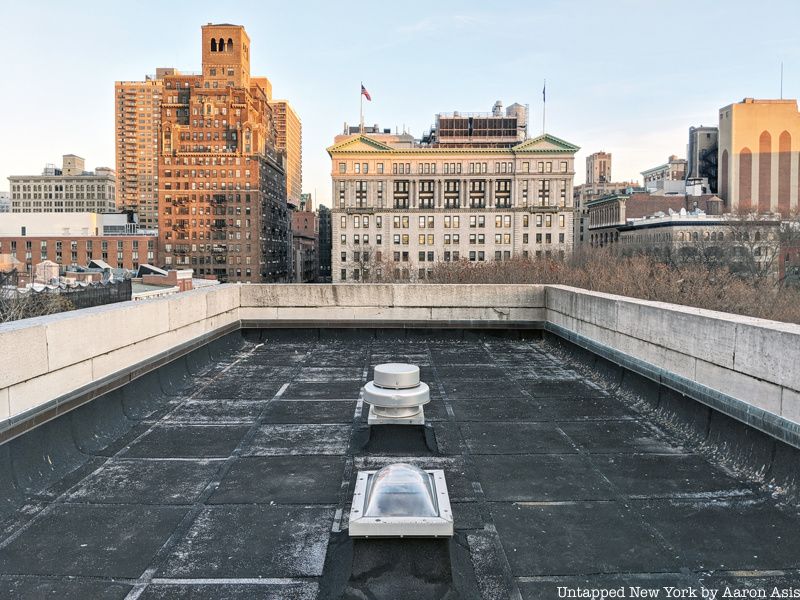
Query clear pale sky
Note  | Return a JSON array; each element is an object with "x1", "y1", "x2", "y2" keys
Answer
[{"x1": 2, "y1": 0, "x2": 799, "y2": 207}]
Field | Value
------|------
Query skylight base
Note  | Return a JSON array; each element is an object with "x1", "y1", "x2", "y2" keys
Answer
[{"x1": 349, "y1": 468, "x2": 453, "y2": 538}]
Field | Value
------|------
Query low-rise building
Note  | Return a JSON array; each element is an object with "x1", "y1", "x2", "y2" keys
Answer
[
  {"x1": 641, "y1": 155, "x2": 688, "y2": 194},
  {"x1": 0, "y1": 192, "x2": 10, "y2": 213},
  {"x1": 573, "y1": 151, "x2": 638, "y2": 245},
  {"x1": 9, "y1": 155, "x2": 116, "y2": 213},
  {"x1": 586, "y1": 192, "x2": 724, "y2": 247},
  {"x1": 0, "y1": 212, "x2": 157, "y2": 274}
]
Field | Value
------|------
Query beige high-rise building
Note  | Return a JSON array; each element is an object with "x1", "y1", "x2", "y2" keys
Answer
[
  {"x1": 718, "y1": 98, "x2": 800, "y2": 216},
  {"x1": 9, "y1": 155, "x2": 116, "y2": 213},
  {"x1": 270, "y1": 100, "x2": 302, "y2": 204},
  {"x1": 328, "y1": 103, "x2": 578, "y2": 282},
  {"x1": 115, "y1": 70, "x2": 175, "y2": 229}
]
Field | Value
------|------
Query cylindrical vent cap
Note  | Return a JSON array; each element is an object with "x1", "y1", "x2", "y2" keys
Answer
[{"x1": 373, "y1": 363, "x2": 420, "y2": 389}]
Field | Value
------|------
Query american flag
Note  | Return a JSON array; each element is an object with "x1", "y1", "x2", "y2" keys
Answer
[{"x1": 361, "y1": 83, "x2": 371, "y2": 102}]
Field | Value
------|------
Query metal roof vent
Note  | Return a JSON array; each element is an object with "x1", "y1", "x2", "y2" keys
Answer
[
  {"x1": 349, "y1": 463, "x2": 453, "y2": 538},
  {"x1": 363, "y1": 363, "x2": 429, "y2": 426}
]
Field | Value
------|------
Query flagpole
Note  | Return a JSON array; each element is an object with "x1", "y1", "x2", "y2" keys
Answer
[
  {"x1": 542, "y1": 78, "x2": 546, "y2": 135},
  {"x1": 360, "y1": 82, "x2": 364, "y2": 134}
]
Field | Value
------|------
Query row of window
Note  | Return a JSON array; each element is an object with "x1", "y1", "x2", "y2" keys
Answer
[
  {"x1": 339, "y1": 232, "x2": 566, "y2": 246},
  {"x1": 340, "y1": 214, "x2": 567, "y2": 229},
  {"x1": 339, "y1": 249, "x2": 569, "y2": 280},
  {"x1": 338, "y1": 160, "x2": 570, "y2": 175}
]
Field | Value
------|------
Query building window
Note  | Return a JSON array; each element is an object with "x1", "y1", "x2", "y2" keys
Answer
[{"x1": 339, "y1": 162, "x2": 346, "y2": 174}]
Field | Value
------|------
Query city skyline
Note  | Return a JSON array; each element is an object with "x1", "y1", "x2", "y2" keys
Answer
[{"x1": 2, "y1": 0, "x2": 800, "y2": 206}]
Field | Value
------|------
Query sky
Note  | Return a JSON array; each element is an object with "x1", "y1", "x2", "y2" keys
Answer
[{"x1": 2, "y1": 0, "x2": 800, "y2": 207}]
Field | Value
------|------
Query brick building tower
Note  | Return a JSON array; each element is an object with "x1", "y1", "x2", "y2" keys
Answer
[{"x1": 157, "y1": 24, "x2": 289, "y2": 282}]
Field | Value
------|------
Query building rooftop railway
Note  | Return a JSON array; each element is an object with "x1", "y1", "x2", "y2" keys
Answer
[{"x1": 0, "y1": 284, "x2": 798, "y2": 599}]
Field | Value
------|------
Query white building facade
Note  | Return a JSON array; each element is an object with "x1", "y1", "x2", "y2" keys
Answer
[
  {"x1": 328, "y1": 131, "x2": 579, "y2": 282},
  {"x1": 9, "y1": 155, "x2": 116, "y2": 214}
]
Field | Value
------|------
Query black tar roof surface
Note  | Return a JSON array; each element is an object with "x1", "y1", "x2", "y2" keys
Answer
[{"x1": 0, "y1": 331, "x2": 799, "y2": 599}]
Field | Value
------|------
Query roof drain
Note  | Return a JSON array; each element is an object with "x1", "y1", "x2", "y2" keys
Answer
[{"x1": 364, "y1": 363, "x2": 429, "y2": 426}]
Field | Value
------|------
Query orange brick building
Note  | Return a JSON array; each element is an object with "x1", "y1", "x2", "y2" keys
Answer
[{"x1": 158, "y1": 24, "x2": 289, "y2": 282}]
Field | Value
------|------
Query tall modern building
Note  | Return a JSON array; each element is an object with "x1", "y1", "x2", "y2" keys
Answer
[
  {"x1": 115, "y1": 69, "x2": 176, "y2": 229},
  {"x1": 718, "y1": 98, "x2": 800, "y2": 216},
  {"x1": 157, "y1": 24, "x2": 290, "y2": 283},
  {"x1": 270, "y1": 100, "x2": 302, "y2": 204},
  {"x1": 9, "y1": 155, "x2": 116, "y2": 213},
  {"x1": 328, "y1": 102, "x2": 578, "y2": 282}
]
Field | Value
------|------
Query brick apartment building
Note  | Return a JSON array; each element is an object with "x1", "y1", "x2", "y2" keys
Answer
[
  {"x1": 115, "y1": 70, "x2": 176, "y2": 229},
  {"x1": 158, "y1": 24, "x2": 290, "y2": 282},
  {"x1": 0, "y1": 213, "x2": 157, "y2": 273}
]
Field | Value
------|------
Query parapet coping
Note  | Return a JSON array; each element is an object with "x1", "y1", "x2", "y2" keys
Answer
[
  {"x1": 544, "y1": 322, "x2": 800, "y2": 451},
  {"x1": 0, "y1": 321, "x2": 239, "y2": 446}
]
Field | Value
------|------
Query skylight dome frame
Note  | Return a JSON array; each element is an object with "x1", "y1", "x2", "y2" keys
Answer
[{"x1": 349, "y1": 466, "x2": 454, "y2": 538}]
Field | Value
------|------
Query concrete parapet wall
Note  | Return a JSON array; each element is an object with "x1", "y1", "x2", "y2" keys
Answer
[
  {"x1": 239, "y1": 284, "x2": 546, "y2": 326},
  {"x1": 544, "y1": 285, "x2": 800, "y2": 445},
  {"x1": 0, "y1": 282, "x2": 798, "y2": 450},
  {"x1": 0, "y1": 284, "x2": 242, "y2": 429}
]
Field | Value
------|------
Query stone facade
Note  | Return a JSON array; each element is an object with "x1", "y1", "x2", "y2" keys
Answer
[
  {"x1": 328, "y1": 124, "x2": 579, "y2": 282},
  {"x1": 9, "y1": 155, "x2": 116, "y2": 214}
]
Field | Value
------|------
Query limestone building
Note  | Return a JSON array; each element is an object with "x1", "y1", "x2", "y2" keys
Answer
[
  {"x1": 328, "y1": 103, "x2": 579, "y2": 282},
  {"x1": 157, "y1": 24, "x2": 290, "y2": 283},
  {"x1": 270, "y1": 100, "x2": 302, "y2": 204},
  {"x1": 115, "y1": 69, "x2": 176, "y2": 229},
  {"x1": 573, "y1": 151, "x2": 638, "y2": 244},
  {"x1": 9, "y1": 155, "x2": 116, "y2": 213},
  {"x1": 718, "y1": 98, "x2": 800, "y2": 216}
]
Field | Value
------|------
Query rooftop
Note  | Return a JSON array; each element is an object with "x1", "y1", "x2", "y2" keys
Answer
[
  {"x1": 0, "y1": 284, "x2": 798, "y2": 599},
  {"x1": 0, "y1": 325, "x2": 799, "y2": 598}
]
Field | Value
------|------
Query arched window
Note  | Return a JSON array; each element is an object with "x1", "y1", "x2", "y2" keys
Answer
[
  {"x1": 227, "y1": 38, "x2": 233, "y2": 50},
  {"x1": 219, "y1": 38, "x2": 226, "y2": 52},
  {"x1": 754, "y1": 231, "x2": 761, "y2": 242},
  {"x1": 211, "y1": 38, "x2": 217, "y2": 52},
  {"x1": 718, "y1": 232, "x2": 724, "y2": 241},
  {"x1": 693, "y1": 232, "x2": 699, "y2": 241}
]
